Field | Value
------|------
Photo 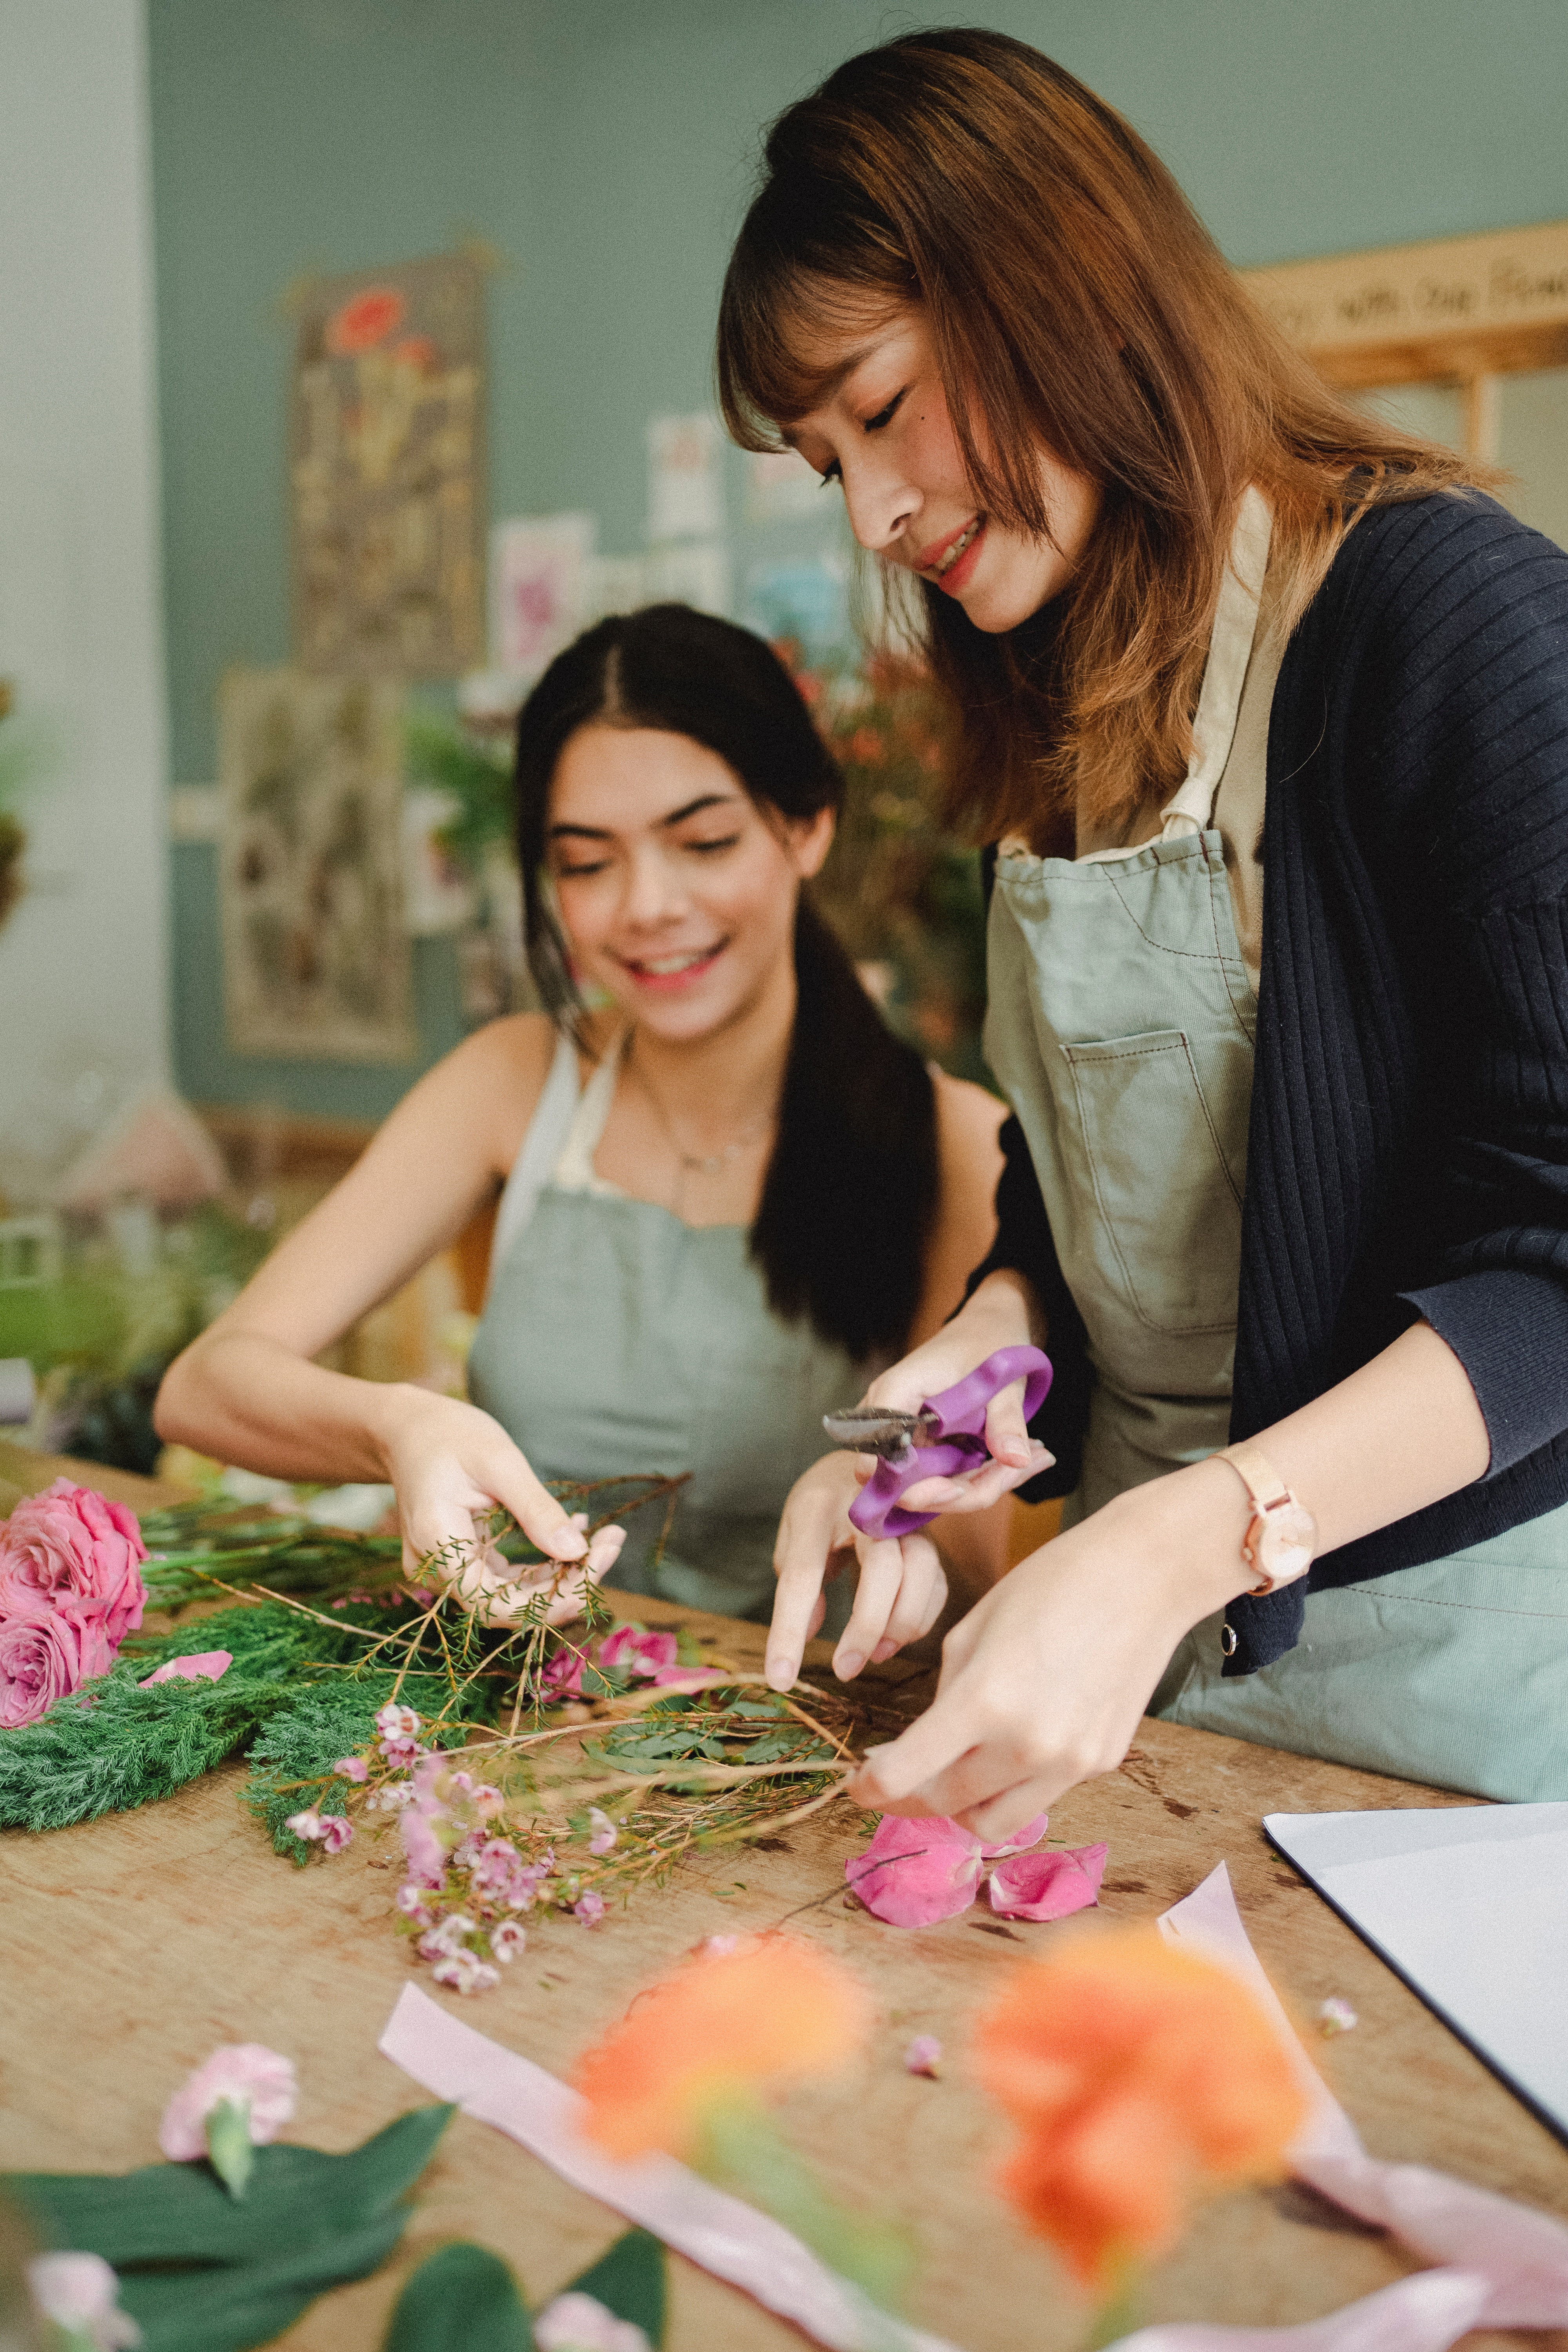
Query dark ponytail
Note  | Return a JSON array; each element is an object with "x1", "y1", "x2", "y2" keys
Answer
[{"x1": 514, "y1": 604, "x2": 938, "y2": 1361}]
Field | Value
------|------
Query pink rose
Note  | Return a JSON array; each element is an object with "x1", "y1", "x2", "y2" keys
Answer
[
  {"x1": 0, "y1": 1608, "x2": 113, "y2": 1728},
  {"x1": 0, "y1": 1480, "x2": 146, "y2": 1646}
]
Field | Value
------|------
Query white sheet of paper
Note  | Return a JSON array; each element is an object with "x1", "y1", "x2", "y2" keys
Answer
[{"x1": 1265, "y1": 1802, "x2": 1568, "y2": 2140}]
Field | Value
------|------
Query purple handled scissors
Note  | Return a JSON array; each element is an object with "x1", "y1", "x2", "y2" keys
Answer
[{"x1": 822, "y1": 1345, "x2": 1053, "y2": 1541}]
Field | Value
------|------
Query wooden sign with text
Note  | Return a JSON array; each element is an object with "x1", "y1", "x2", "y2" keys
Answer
[{"x1": 1241, "y1": 218, "x2": 1568, "y2": 388}]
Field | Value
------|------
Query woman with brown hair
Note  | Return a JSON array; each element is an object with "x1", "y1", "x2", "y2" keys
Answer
[{"x1": 723, "y1": 27, "x2": 1568, "y2": 1827}]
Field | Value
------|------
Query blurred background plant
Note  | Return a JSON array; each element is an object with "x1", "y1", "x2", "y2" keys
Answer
[{"x1": 0, "y1": 678, "x2": 57, "y2": 936}]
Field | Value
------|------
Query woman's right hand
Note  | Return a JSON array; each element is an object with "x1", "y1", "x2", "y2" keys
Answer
[
  {"x1": 376, "y1": 1386, "x2": 625, "y2": 1628},
  {"x1": 765, "y1": 1271, "x2": 1053, "y2": 1690}
]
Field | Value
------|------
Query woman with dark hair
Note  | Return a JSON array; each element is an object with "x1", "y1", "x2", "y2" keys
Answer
[
  {"x1": 156, "y1": 604, "x2": 1006, "y2": 1640},
  {"x1": 730, "y1": 29, "x2": 1568, "y2": 1818}
]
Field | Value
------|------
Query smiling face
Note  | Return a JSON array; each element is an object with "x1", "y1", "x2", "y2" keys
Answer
[
  {"x1": 784, "y1": 305, "x2": 1100, "y2": 634},
  {"x1": 545, "y1": 724, "x2": 834, "y2": 1044}
]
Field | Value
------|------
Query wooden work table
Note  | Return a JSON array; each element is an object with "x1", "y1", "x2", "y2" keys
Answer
[{"x1": 2, "y1": 1448, "x2": 1565, "y2": 2352}]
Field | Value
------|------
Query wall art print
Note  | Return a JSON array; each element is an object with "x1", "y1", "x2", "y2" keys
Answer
[
  {"x1": 218, "y1": 667, "x2": 417, "y2": 1064},
  {"x1": 290, "y1": 251, "x2": 486, "y2": 677}
]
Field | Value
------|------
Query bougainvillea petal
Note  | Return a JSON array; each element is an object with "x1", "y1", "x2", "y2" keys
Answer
[
  {"x1": 139, "y1": 1650, "x2": 233, "y2": 1687},
  {"x1": 987, "y1": 1842, "x2": 1108, "y2": 1922},
  {"x1": 846, "y1": 1813, "x2": 987, "y2": 1926},
  {"x1": 980, "y1": 1811, "x2": 1052, "y2": 1860}
]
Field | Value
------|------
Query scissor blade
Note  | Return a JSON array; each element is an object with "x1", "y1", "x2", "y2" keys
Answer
[{"x1": 822, "y1": 1405, "x2": 938, "y2": 1459}]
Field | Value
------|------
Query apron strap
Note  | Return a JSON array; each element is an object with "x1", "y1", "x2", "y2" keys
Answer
[
  {"x1": 485, "y1": 1029, "x2": 586, "y2": 1298},
  {"x1": 1161, "y1": 485, "x2": 1273, "y2": 839}
]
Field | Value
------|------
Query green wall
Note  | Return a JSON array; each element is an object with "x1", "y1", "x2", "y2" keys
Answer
[{"x1": 150, "y1": 0, "x2": 1568, "y2": 1116}]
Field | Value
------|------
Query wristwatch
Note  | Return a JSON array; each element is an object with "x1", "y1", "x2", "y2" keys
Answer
[{"x1": 1217, "y1": 1441, "x2": 1317, "y2": 1595}]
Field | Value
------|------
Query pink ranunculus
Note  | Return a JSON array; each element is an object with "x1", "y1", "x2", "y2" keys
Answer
[
  {"x1": 846, "y1": 1810, "x2": 1052, "y2": 1928},
  {"x1": 0, "y1": 1608, "x2": 113, "y2": 1728},
  {"x1": 139, "y1": 1650, "x2": 232, "y2": 1687},
  {"x1": 0, "y1": 1479, "x2": 147, "y2": 1647},
  {"x1": 598, "y1": 1624, "x2": 679, "y2": 1679},
  {"x1": 158, "y1": 2043, "x2": 297, "y2": 2161},
  {"x1": 986, "y1": 1841, "x2": 1107, "y2": 1922}
]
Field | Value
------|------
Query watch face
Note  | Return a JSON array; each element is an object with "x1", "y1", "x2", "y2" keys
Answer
[{"x1": 1257, "y1": 1501, "x2": 1316, "y2": 1585}]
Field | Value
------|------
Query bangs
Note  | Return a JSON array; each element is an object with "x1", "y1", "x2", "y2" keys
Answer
[{"x1": 717, "y1": 241, "x2": 912, "y2": 448}]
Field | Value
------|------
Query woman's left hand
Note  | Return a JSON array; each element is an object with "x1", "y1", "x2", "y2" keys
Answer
[
  {"x1": 848, "y1": 1456, "x2": 1251, "y2": 1837},
  {"x1": 768, "y1": 1451, "x2": 949, "y2": 1690}
]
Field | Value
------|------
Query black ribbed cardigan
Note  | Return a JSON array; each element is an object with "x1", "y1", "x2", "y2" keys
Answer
[{"x1": 969, "y1": 491, "x2": 1568, "y2": 1673}]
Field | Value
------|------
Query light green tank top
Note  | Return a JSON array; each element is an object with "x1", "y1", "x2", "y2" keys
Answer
[{"x1": 466, "y1": 1034, "x2": 872, "y2": 1627}]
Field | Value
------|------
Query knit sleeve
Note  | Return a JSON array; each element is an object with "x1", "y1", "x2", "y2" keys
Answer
[{"x1": 1357, "y1": 497, "x2": 1568, "y2": 1472}]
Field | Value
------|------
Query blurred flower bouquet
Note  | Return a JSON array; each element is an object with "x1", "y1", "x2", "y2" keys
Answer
[
  {"x1": 567, "y1": 1921, "x2": 1305, "y2": 2349},
  {"x1": 776, "y1": 642, "x2": 989, "y2": 1084}
]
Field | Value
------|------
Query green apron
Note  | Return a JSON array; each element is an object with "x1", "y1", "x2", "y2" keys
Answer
[
  {"x1": 984, "y1": 487, "x2": 1568, "y2": 1802},
  {"x1": 466, "y1": 1034, "x2": 869, "y2": 1630}
]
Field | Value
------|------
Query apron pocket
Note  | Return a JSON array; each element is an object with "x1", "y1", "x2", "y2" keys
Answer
[{"x1": 1063, "y1": 1027, "x2": 1247, "y2": 1335}]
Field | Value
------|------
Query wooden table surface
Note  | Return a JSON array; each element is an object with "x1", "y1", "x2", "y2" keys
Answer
[{"x1": 3, "y1": 1448, "x2": 1565, "y2": 2352}]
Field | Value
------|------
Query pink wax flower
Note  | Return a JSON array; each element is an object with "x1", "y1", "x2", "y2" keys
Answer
[
  {"x1": 587, "y1": 1807, "x2": 617, "y2": 1856},
  {"x1": 599, "y1": 1624, "x2": 679, "y2": 1679},
  {"x1": 27, "y1": 2252, "x2": 141, "y2": 2351},
  {"x1": 490, "y1": 1919, "x2": 527, "y2": 1963},
  {"x1": 987, "y1": 1842, "x2": 1107, "y2": 1922},
  {"x1": 158, "y1": 2043, "x2": 297, "y2": 2161},
  {"x1": 0, "y1": 1607, "x2": 114, "y2": 1728},
  {"x1": 0, "y1": 1479, "x2": 147, "y2": 1645},
  {"x1": 396, "y1": 1883, "x2": 437, "y2": 1927},
  {"x1": 139, "y1": 1650, "x2": 232, "y2": 1687},
  {"x1": 431, "y1": 1949, "x2": 500, "y2": 1995},
  {"x1": 374, "y1": 1700, "x2": 423, "y2": 1762},
  {"x1": 904, "y1": 2034, "x2": 943, "y2": 2078},
  {"x1": 418, "y1": 1913, "x2": 478, "y2": 1961},
  {"x1": 318, "y1": 1815, "x2": 353, "y2": 1855},
  {"x1": 574, "y1": 1889, "x2": 606, "y2": 1926},
  {"x1": 468, "y1": 1837, "x2": 538, "y2": 1909},
  {"x1": 400, "y1": 1802, "x2": 448, "y2": 1887},
  {"x1": 333, "y1": 1754, "x2": 369, "y2": 1783},
  {"x1": 846, "y1": 1811, "x2": 1052, "y2": 1928}
]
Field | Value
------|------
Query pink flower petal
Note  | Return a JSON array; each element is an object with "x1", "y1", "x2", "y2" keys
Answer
[
  {"x1": 846, "y1": 1813, "x2": 989, "y2": 1927},
  {"x1": 979, "y1": 1810, "x2": 1051, "y2": 1860},
  {"x1": 139, "y1": 1650, "x2": 233, "y2": 1687},
  {"x1": 648, "y1": 1665, "x2": 727, "y2": 1689},
  {"x1": 985, "y1": 1841, "x2": 1107, "y2": 1922}
]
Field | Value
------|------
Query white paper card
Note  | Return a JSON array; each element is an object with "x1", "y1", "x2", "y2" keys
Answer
[
  {"x1": 1266, "y1": 1803, "x2": 1568, "y2": 2138},
  {"x1": 647, "y1": 413, "x2": 724, "y2": 542}
]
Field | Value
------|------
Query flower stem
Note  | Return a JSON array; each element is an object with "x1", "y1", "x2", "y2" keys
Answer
[{"x1": 205, "y1": 2096, "x2": 255, "y2": 2199}]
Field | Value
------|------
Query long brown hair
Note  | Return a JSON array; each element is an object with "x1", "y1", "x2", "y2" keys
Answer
[{"x1": 717, "y1": 27, "x2": 1486, "y2": 848}]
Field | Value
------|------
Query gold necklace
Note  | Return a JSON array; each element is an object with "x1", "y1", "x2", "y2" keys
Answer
[{"x1": 629, "y1": 1044, "x2": 775, "y2": 1178}]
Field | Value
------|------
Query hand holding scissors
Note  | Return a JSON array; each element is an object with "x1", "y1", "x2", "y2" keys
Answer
[
  {"x1": 765, "y1": 1327, "x2": 1054, "y2": 1691},
  {"x1": 823, "y1": 1345, "x2": 1054, "y2": 1540}
]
